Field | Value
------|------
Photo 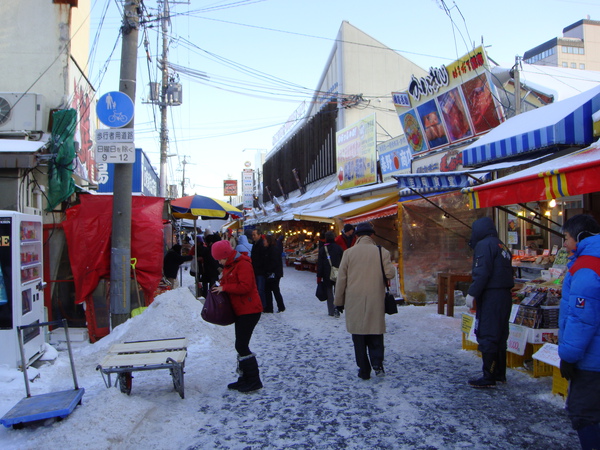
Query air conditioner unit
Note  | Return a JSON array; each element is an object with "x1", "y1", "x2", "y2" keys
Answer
[{"x1": 0, "y1": 93, "x2": 45, "y2": 132}]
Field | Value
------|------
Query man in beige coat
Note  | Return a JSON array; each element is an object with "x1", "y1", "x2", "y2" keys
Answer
[{"x1": 334, "y1": 222, "x2": 396, "y2": 380}]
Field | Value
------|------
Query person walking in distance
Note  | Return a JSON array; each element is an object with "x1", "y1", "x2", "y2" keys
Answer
[
  {"x1": 335, "y1": 223, "x2": 357, "y2": 251},
  {"x1": 558, "y1": 214, "x2": 600, "y2": 449},
  {"x1": 465, "y1": 216, "x2": 514, "y2": 388},
  {"x1": 211, "y1": 240, "x2": 264, "y2": 393},
  {"x1": 264, "y1": 234, "x2": 286, "y2": 313},
  {"x1": 317, "y1": 231, "x2": 343, "y2": 317},
  {"x1": 163, "y1": 244, "x2": 193, "y2": 288},
  {"x1": 334, "y1": 223, "x2": 395, "y2": 380}
]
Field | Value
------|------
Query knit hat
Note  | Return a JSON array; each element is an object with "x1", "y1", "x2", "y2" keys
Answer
[
  {"x1": 211, "y1": 240, "x2": 235, "y2": 260},
  {"x1": 355, "y1": 222, "x2": 375, "y2": 236},
  {"x1": 343, "y1": 223, "x2": 355, "y2": 233}
]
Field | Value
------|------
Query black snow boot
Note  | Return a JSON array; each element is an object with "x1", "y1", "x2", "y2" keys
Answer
[
  {"x1": 236, "y1": 353, "x2": 263, "y2": 393},
  {"x1": 495, "y1": 350, "x2": 507, "y2": 383},
  {"x1": 227, "y1": 355, "x2": 244, "y2": 390},
  {"x1": 468, "y1": 352, "x2": 497, "y2": 388}
]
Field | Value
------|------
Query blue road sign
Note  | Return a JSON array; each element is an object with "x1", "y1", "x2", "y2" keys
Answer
[{"x1": 96, "y1": 91, "x2": 135, "y2": 128}]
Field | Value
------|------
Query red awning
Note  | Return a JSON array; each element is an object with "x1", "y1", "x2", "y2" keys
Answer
[
  {"x1": 463, "y1": 143, "x2": 600, "y2": 208},
  {"x1": 344, "y1": 203, "x2": 398, "y2": 225}
]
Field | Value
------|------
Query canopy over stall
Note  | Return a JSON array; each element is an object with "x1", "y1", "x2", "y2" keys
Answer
[
  {"x1": 293, "y1": 193, "x2": 397, "y2": 224},
  {"x1": 463, "y1": 141, "x2": 600, "y2": 209}
]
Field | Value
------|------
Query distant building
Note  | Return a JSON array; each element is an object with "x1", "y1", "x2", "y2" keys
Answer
[{"x1": 523, "y1": 18, "x2": 600, "y2": 71}]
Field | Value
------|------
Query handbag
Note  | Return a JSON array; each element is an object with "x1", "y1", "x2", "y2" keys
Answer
[
  {"x1": 201, "y1": 290, "x2": 235, "y2": 325},
  {"x1": 315, "y1": 283, "x2": 327, "y2": 302},
  {"x1": 378, "y1": 246, "x2": 398, "y2": 315},
  {"x1": 324, "y1": 246, "x2": 338, "y2": 282}
]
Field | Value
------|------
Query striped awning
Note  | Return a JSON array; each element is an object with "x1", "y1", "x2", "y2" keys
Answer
[
  {"x1": 344, "y1": 203, "x2": 398, "y2": 225},
  {"x1": 463, "y1": 142, "x2": 600, "y2": 209},
  {"x1": 462, "y1": 85, "x2": 600, "y2": 166}
]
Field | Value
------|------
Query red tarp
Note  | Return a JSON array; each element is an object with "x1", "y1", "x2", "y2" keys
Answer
[
  {"x1": 63, "y1": 194, "x2": 164, "y2": 304},
  {"x1": 464, "y1": 143, "x2": 600, "y2": 208}
]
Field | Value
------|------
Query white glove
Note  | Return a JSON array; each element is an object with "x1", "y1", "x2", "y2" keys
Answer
[{"x1": 465, "y1": 294, "x2": 475, "y2": 309}]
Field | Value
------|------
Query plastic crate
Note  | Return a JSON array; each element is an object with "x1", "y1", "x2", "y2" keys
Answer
[
  {"x1": 506, "y1": 344, "x2": 534, "y2": 368},
  {"x1": 462, "y1": 333, "x2": 478, "y2": 351},
  {"x1": 552, "y1": 366, "x2": 569, "y2": 397},
  {"x1": 531, "y1": 344, "x2": 554, "y2": 377}
]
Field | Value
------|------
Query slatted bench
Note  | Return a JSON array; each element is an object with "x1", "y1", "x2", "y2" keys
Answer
[{"x1": 96, "y1": 337, "x2": 187, "y2": 399}]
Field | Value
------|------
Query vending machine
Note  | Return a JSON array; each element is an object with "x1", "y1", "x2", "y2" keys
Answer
[{"x1": 0, "y1": 211, "x2": 46, "y2": 368}]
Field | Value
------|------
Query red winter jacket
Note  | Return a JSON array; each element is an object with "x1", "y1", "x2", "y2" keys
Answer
[
  {"x1": 335, "y1": 233, "x2": 357, "y2": 251},
  {"x1": 220, "y1": 252, "x2": 263, "y2": 316}
]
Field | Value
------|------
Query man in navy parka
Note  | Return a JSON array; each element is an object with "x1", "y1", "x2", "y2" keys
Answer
[
  {"x1": 559, "y1": 214, "x2": 600, "y2": 449},
  {"x1": 466, "y1": 216, "x2": 514, "y2": 388}
]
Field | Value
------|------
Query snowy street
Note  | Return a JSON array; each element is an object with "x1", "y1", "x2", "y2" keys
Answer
[{"x1": 0, "y1": 265, "x2": 580, "y2": 449}]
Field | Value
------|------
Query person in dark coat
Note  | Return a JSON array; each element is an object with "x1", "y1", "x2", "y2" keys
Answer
[
  {"x1": 200, "y1": 234, "x2": 222, "y2": 298},
  {"x1": 251, "y1": 228, "x2": 268, "y2": 310},
  {"x1": 335, "y1": 223, "x2": 357, "y2": 251},
  {"x1": 211, "y1": 240, "x2": 263, "y2": 393},
  {"x1": 317, "y1": 231, "x2": 344, "y2": 317},
  {"x1": 558, "y1": 214, "x2": 600, "y2": 449},
  {"x1": 264, "y1": 234, "x2": 285, "y2": 313},
  {"x1": 466, "y1": 216, "x2": 514, "y2": 388},
  {"x1": 163, "y1": 244, "x2": 193, "y2": 288}
]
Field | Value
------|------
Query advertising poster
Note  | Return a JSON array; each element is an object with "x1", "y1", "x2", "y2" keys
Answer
[
  {"x1": 392, "y1": 46, "x2": 504, "y2": 156},
  {"x1": 242, "y1": 169, "x2": 254, "y2": 210},
  {"x1": 416, "y1": 99, "x2": 449, "y2": 150},
  {"x1": 437, "y1": 87, "x2": 473, "y2": 142},
  {"x1": 0, "y1": 217, "x2": 12, "y2": 328},
  {"x1": 399, "y1": 111, "x2": 426, "y2": 154},
  {"x1": 336, "y1": 114, "x2": 377, "y2": 190},
  {"x1": 461, "y1": 74, "x2": 502, "y2": 134},
  {"x1": 378, "y1": 135, "x2": 411, "y2": 181}
]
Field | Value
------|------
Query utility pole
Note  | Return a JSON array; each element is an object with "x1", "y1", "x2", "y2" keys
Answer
[
  {"x1": 514, "y1": 55, "x2": 521, "y2": 116},
  {"x1": 110, "y1": 0, "x2": 140, "y2": 327},
  {"x1": 181, "y1": 156, "x2": 188, "y2": 197},
  {"x1": 159, "y1": 0, "x2": 170, "y2": 197}
]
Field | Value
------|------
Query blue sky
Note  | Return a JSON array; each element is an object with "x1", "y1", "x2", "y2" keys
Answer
[{"x1": 89, "y1": 0, "x2": 600, "y2": 200}]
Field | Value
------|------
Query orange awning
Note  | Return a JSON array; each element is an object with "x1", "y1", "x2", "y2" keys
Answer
[{"x1": 344, "y1": 203, "x2": 398, "y2": 225}]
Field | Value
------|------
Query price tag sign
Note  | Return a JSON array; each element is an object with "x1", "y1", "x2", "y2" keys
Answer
[
  {"x1": 507, "y1": 323, "x2": 528, "y2": 355},
  {"x1": 532, "y1": 343, "x2": 561, "y2": 368},
  {"x1": 95, "y1": 143, "x2": 136, "y2": 163}
]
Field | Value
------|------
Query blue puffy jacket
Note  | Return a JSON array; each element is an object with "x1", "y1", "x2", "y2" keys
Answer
[{"x1": 558, "y1": 234, "x2": 600, "y2": 371}]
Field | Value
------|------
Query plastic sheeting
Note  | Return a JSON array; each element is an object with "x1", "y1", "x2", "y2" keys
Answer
[
  {"x1": 400, "y1": 191, "x2": 485, "y2": 303},
  {"x1": 63, "y1": 194, "x2": 164, "y2": 305}
]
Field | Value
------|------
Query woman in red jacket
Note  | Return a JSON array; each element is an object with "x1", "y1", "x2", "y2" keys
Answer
[{"x1": 211, "y1": 240, "x2": 263, "y2": 393}]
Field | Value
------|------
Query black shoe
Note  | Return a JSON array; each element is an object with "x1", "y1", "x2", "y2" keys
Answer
[
  {"x1": 277, "y1": 308, "x2": 285, "y2": 313},
  {"x1": 468, "y1": 376, "x2": 497, "y2": 388},
  {"x1": 373, "y1": 366, "x2": 385, "y2": 377},
  {"x1": 358, "y1": 370, "x2": 370, "y2": 380}
]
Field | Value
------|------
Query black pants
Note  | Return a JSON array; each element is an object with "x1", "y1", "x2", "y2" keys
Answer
[
  {"x1": 352, "y1": 334, "x2": 384, "y2": 374},
  {"x1": 234, "y1": 313, "x2": 261, "y2": 356},
  {"x1": 475, "y1": 288, "x2": 512, "y2": 354},
  {"x1": 265, "y1": 276, "x2": 285, "y2": 312}
]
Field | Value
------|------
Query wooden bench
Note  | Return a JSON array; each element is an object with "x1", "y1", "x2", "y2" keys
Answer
[{"x1": 96, "y1": 337, "x2": 187, "y2": 399}]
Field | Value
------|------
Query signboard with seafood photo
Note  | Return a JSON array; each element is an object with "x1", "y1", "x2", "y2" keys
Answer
[{"x1": 392, "y1": 46, "x2": 504, "y2": 156}]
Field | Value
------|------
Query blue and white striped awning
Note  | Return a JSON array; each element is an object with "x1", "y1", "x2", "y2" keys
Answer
[{"x1": 462, "y1": 84, "x2": 600, "y2": 166}]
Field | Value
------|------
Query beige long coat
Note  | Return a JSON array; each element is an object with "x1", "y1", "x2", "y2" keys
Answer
[{"x1": 334, "y1": 235, "x2": 396, "y2": 335}]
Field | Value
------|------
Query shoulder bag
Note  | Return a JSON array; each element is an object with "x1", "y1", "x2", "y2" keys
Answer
[
  {"x1": 201, "y1": 290, "x2": 235, "y2": 326},
  {"x1": 324, "y1": 246, "x2": 338, "y2": 282},
  {"x1": 378, "y1": 246, "x2": 398, "y2": 315}
]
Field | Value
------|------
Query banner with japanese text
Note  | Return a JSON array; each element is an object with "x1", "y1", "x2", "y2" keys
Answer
[{"x1": 336, "y1": 114, "x2": 377, "y2": 190}]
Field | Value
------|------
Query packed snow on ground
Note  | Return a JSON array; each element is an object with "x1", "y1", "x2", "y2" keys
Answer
[{"x1": 0, "y1": 265, "x2": 580, "y2": 449}]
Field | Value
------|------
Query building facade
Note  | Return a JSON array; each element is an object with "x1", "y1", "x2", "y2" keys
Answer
[{"x1": 523, "y1": 18, "x2": 600, "y2": 71}]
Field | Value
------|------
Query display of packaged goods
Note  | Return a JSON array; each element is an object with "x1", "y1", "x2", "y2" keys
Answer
[
  {"x1": 541, "y1": 306, "x2": 559, "y2": 328},
  {"x1": 514, "y1": 305, "x2": 542, "y2": 328},
  {"x1": 552, "y1": 248, "x2": 569, "y2": 267}
]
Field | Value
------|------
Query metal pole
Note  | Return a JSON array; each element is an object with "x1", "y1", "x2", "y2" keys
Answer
[
  {"x1": 514, "y1": 56, "x2": 521, "y2": 116},
  {"x1": 159, "y1": 0, "x2": 170, "y2": 197},
  {"x1": 110, "y1": 0, "x2": 140, "y2": 328}
]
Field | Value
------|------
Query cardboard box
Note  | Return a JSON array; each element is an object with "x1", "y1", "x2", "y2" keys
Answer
[{"x1": 527, "y1": 328, "x2": 558, "y2": 344}]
